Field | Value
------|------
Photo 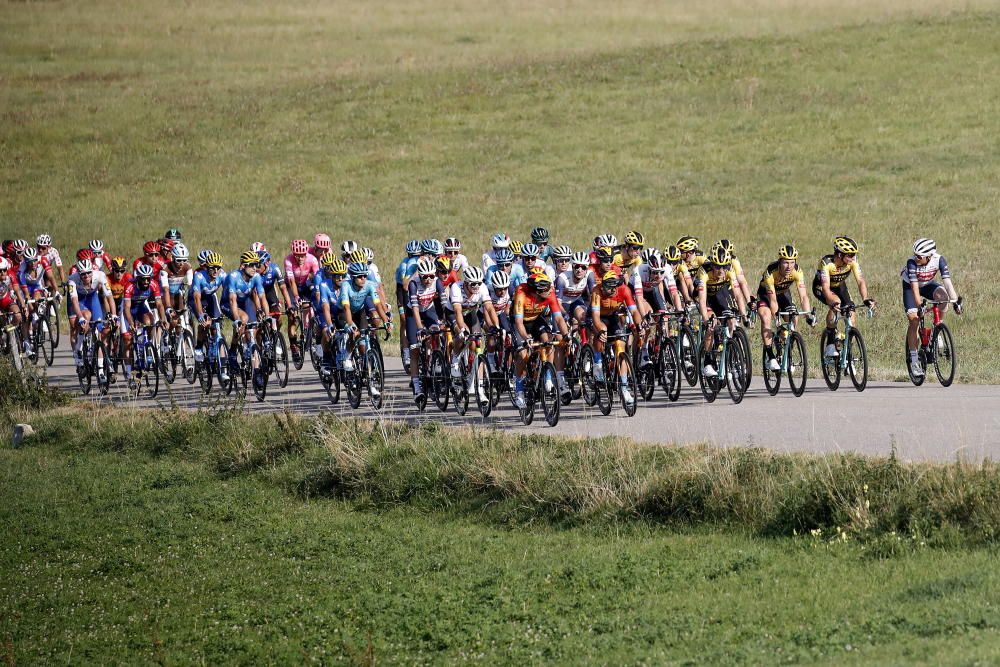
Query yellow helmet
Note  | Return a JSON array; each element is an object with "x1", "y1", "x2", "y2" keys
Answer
[
  {"x1": 239, "y1": 250, "x2": 260, "y2": 265},
  {"x1": 624, "y1": 230, "x2": 645, "y2": 247},
  {"x1": 434, "y1": 256, "x2": 451, "y2": 273},
  {"x1": 346, "y1": 249, "x2": 366, "y2": 264},
  {"x1": 663, "y1": 245, "x2": 681, "y2": 263},
  {"x1": 205, "y1": 252, "x2": 224, "y2": 268},
  {"x1": 329, "y1": 258, "x2": 348, "y2": 275},
  {"x1": 833, "y1": 236, "x2": 859, "y2": 254},
  {"x1": 509, "y1": 240, "x2": 524, "y2": 255},
  {"x1": 777, "y1": 244, "x2": 799, "y2": 260},
  {"x1": 676, "y1": 236, "x2": 699, "y2": 253},
  {"x1": 708, "y1": 245, "x2": 731, "y2": 267}
]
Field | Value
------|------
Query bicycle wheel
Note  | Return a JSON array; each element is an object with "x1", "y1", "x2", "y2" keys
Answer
[
  {"x1": 308, "y1": 322, "x2": 322, "y2": 373},
  {"x1": 454, "y1": 355, "x2": 469, "y2": 417},
  {"x1": 179, "y1": 330, "x2": 196, "y2": 384},
  {"x1": 229, "y1": 342, "x2": 247, "y2": 400},
  {"x1": 367, "y1": 348, "x2": 384, "y2": 410},
  {"x1": 77, "y1": 340, "x2": 93, "y2": 395},
  {"x1": 540, "y1": 361, "x2": 560, "y2": 426},
  {"x1": 846, "y1": 328, "x2": 868, "y2": 392},
  {"x1": 38, "y1": 316, "x2": 55, "y2": 366},
  {"x1": 595, "y1": 357, "x2": 613, "y2": 416},
  {"x1": 160, "y1": 331, "x2": 177, "y2": 383},
  {"x1": 819, "y1": 328, "x2": 841, "y2": 391},
  {"x1": 346, "y1": 348, "x2": 363, "y2": 409},
  {"x1": 49, "y1": 302, "x2": 61, "y2": 349},
  {"x1": 430, "y1": 349, "x2": 449, "y2": 412},
  {"x1": 698, "y1": 348, "x2": 719, "y2": 403},
  {"x1": 214, "y1": 339, "x2": 229, "y2": 394},
  {"x1": 762, "y1": 342, "x2": 781, "y2": 396},
  {"x1": 4, "y1": 327, "x2": 23, "y2": 371},
  {"x1": 197, "y1": 344, "x2": 213, "y2": 394},
  {"x1": 144, "y1": 342, "x2": 160, "y2": 399},
  {"x1": 932, "y1": 323, "x2": 956, "y2": 387},
  {"x1": 289, "y1": 320, "x2": 305, "y2": 371},
  {"x1": 636, "y1": 345, "x2": 656, "y2": 401},
  {"x1": 519, "y1": 364, "x2": 536, "y2": 426},
  {"x1": 273, "y1": 330, "x2": 290, "y2": 389},
  {"x1": 661, "y1": 341, "x2": 681, "y2": 402},
  {"x1": 786, "y1": 331, "x2": 807, "y2": 397},
  {"x1": 95, "y1": 340, "x2": 110, "y2": 396},
  {"x1": 680, "y1": 326, "x2": 698, "y2": 386},
  {"x1": 473, "y1": 354, "x2": 492, "y2": 418},
  {"x1": 251, "y1": 344, "x2": 268, "y2": 401},
  {"x1": 725, "y1": 339, "x2": 748, "y2": 404},
  {"x1": 579, "y1": 344, "x2": 598, "y2": 407},
  {"x1": 618, "y1": 353, "x2": 639, "y2": 417},
  {"x1": 320, "y1": 347, "x2": 341, "y2": 405},
  {"x1": 733, "y1": 328, "x2": 751, "y2": 391}
]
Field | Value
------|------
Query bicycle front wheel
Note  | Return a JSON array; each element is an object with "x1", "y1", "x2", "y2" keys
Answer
[
  {"x1": 786, "y1": 331, "x2": 807, "y2": 397},
  {"x1": 430, "y1": 349, "x2": 449, "y2": 412},
  {"x1": 698, "y1": 348, "x2": 719, "y2": 403},
  {"x1": 846, "y1": 328, "x2": 868, "y2": 392},
  {"x1": 680, "y1": 327, "x2": 698, "y2": 387},
  {"x1": 733, "y1": 327, "x2": 751, "y2": 392},
  {"x1": 49, "y1": 302, "x2": 61, "y2": 349},
  {"x1": 579, "y1": 344, "x2": 598, "y2": 407},
  {"x1": 540, "y1": 361, "x2": 560, "y2": 426},
  {"x1": 932, "y1": 323, "x2": 956, "y2": 386},
  {"x1": 95, "y1": 340, "x2": 110, "y2": 396},
  {"x1": 180, "y1": 330, "x2": 197, "y2": 384},
  {"x1": 367, "y1": 348, "x2": 384, "y2": 410},
  {"x1": 618, "y1": 353, "x2": 638, "y2": 417},
  {"x1": 660, "y1": 340, "x2": 681, "y2": 402},
  {"x1": 251, "y1": 345, "x2": 267, "y2": 401},
  {"x1": 474, "y1": 354, "x2": 492, "y2": 418},
  {"x1": 144, "y1": 342, "x2": 160, "y2": 399},
  {"x1": 726, "y1": 339, "x2": 748, "y2": 404},
  {"x1": 820, "y1": 328, "x2": 841, "y2": 391},
  {"x1": 38, "y1": 316, "x2": 55, "y2": 366},
  {"x1": 274, "y1": 330, "x2": 290, "y2": 389}
]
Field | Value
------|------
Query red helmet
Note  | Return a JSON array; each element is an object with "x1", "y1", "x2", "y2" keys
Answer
[
  {"x1": 291, "y1": 239, "x2": 309, "y2": 256},
  {"x1": 314, "y1": 233, "x2": 331, "y2": 250},
  {"x1": 159, "y1": 239, "x2": 175, "y2": 254},
  {"x1": 143, "y1": 241, "x2": 160, "y2": 255},
  {"x1": 76, "y1": 248, "x2": 95, "y2": 261}
]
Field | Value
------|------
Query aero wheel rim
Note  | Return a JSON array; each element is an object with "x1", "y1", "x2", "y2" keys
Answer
[
  {"x1": 933, "y1": 325, "x2": 956, "y2": 386},
  {"x1": 787, "y1": 333, "x2": 807, "y2": 397},
  {"x1": 846, "y1": 329, "x2": 868, "y2": 391}
]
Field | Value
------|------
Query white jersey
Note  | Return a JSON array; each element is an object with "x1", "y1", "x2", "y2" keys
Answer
[
  {"x1": 446, "y1": 281, "x2": 491, "y2": 312},
  {"x1": 637, "y1": 263, "x2": 676, "y2": 291},
  {"x1": 159, "y1": 265, "x2": 193, "y2": 294},
  {"x1": 41, "y1": 247, "x2": 63, "y2": 268},
  {"x1": 900, "y1": 253, "x2": 951, "y2": 288},
  {"x1": 68, "y1": 270, "x2": 111, "y2": 299},
  {"x1": 481, "y1": 250, "x2": 500, "y2": 273},
  {"x1": 556, "y1": 269, "x2": 590, "y2": 306},
  {"x1": 448, "y1": 253, "x2": 470, "y2": 274},
  {"x1": 367, "y1": 261, "x2": 383, "y2": 285},
  {"x1": 487, "y1": 283, "x2": 511, "y2": 311}
]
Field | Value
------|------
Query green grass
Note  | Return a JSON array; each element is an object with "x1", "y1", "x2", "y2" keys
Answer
[
  {"x1": 4, "y1": 418, "x2": 1000, "y2": 664},
  {"x1": 3, "y1": 1, "x2": 1000, "y2": 381}
]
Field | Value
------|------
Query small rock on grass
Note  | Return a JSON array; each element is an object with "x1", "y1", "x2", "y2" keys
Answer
[{"x1": 12, "y1": 423, "x2": 35, "y2": 447}]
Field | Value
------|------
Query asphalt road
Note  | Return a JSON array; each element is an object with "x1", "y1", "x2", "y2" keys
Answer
[{"x1": 37, "y1": 345, "x2": 1000, "y2": 464}]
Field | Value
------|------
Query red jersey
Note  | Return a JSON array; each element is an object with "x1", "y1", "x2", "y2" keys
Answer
[
  {"x1": 512, "y1": 284, "x2": 562, "y2": 323},
  {"x1": 108, "y1": 272, "x2": 132, "y2": 303},
  {"x1": 590, "y1": 283, "x2": 636, "y2": 318},
  {"x1": 133, "y1": 257, "x2": 166, "y2": 275},
  {"x1": 123, "y1": 279, "x2": 162, "y2": 301},
  {"x1": 438, "y1": 269, "x2": 459, "y2": 288}
]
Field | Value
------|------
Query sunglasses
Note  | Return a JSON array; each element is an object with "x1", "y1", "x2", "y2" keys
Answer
[
  {"x1": 112, "y1": 268, "x2": 125, "y2": 274},
  {"x1": 466, "y1": 282, "x2": 482, "y2": 288},
  {"x1": 446, "y1": 250, "x2": 459, "y2": 256},
  {"x1": 627, "y1": 245, "x2": 642, "y2": 251},
  {"x1": 497, "y1": 262, "x2": 511, "y2": 268},
  {"x1": 420, "y1": 273, "x2": 435, "y2": 279}
]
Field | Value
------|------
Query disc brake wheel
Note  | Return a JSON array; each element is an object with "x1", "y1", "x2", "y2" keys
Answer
[
  {"x1": 786, "y1": 331, "x2": 807, "y2": 397},
  {"x1": 846, "y1": 328, "x2": 868, "y2": 392},
  {"x1": 820, "y1": 328, "x2": 841, "y2": 391}
]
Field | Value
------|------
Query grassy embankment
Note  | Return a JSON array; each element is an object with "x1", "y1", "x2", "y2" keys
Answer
[
  {"x1": 3, "y1": 361, "x2": 1000, "y2": 662},
  {"x1": 2, "y1": 3, "x2": 1000, "y2": 380}
]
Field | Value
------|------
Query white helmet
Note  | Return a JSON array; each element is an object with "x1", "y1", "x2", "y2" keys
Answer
[
  {"x1": 913, "y1": 238, "x2": 936, "y2": 257},
  {"x1": 76, "y1": 259, "x2": 94, "y2": 274},
  {"x1": 444, "y1": 237, "x2": 461, "y2": 251},
  {"x1": 36, "y1": 234, "x2": 52, "y2": 247},
  {"x1": 416, "y1": 258, "x2": 436, "y2": 275},
  {"x1": 89, "y1": 239, "x2": 105, "y2": 253},
  {"x1": 250, "y1": 241, "x2": 267, "y2": 252},
  {"x1": 491, "y1": 233, "x2": 511, "y2": 249},
  {"x1": 571, "y1": 251, "x2": 590, "y2": 266},
  {"x1": 341, "y1": 240, "x2": 359, "y2": 255},
  {"x1": 551, "y1": 245, "x2": 572, "y2": 259},
  {"x1": 171, "y1": 243, "x2": 190, "y2": 260},
  {"x1": 489, "y1": 270, "x2": 511, "y2": 290},
  {"x1": 0, "y1": 257, "x2": 9, "y2": 272},
  {"x1": 463, "y1": 266, "x2": 484, "y2": 283},
  {"x1": 363, "y1": 247, "x2": 375, "y2": 263}
]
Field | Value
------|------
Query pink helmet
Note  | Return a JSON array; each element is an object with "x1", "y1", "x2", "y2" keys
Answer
[
  {"x1": 314, "y1": 233, "x2": 331, "y2": 250},
  {"x1": 291, "y1": 239, "x2": 309, "y2": 256}
]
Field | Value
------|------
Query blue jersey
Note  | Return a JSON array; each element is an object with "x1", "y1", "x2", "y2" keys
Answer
[
  {"x1": 259, "y1": 263, "x2": 285, "y2": 289},
  {"x1": 539, "y1": 245, "x2": 554, "y2": 262},
  {"x1": 224, "y1": 269, "x2": 264, "y2": 304},
  {"x1": 189, "y1": 269, "x2": 226, "y2": 306},
  {"x1": 395, "y1": 257, "x2": 419, "y2": 286},
  {"x1": 339, "y1": 280, "x2": 380, "y2": 313},
  {"x1": 488, "y1": 264, "x2": 526, "y2": 290}
]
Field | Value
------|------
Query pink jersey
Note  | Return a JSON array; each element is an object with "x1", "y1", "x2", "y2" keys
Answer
[{"x1": 284, "y1": 253, "x2": 319, "y2": 286}]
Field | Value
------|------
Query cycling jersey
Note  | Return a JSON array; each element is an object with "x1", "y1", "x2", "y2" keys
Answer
[
  {"x1": 313, "y1": 277, "x2": 345, "y2": 327},
  {"x1": 159, "y1": 263, "x2": 193, "y2": 297},
  {"x1": 284, "y1": 253, "x2": 319, "y2": 287},
  {"x1": 556, "y1": 269, "x2": 590, "y2": 309},
  {"x1": 407, "y1": 276, "x2": 442, "y2": 314},
  {"x1": 133, "y1": 256, "x2": 166, "y2": 276},
  {"x1": 446, "y1": 282, "x2": 491, "y2": 313},
  {"x1": 107, "y1": 272, "x2": 131, "y2": 305},
  {"x1": 900, "y1": 253, "x2": 951, "y2": 287},
  {"x1": 585, "y1": 264, "x2": 623, "y2": 292},
  {"x1": 445, "y1": 253, "x2": 469, "y2": 274},
  {"x1": 684, "y1": 251, "x2": 707, "y2": 273},
  {"x1": 188, "y1": 269, "x2": 227, "y2": 312},
  {"x1": 123, "y1": 280, "x2": 163, "y2": 318},
  {"x1": 590, "y1": 283, "x2": 637, "y2": 319},
  {"x1": 0, "y1": 278, "x2": 16, "y2": 312},
  {"x1": 758, "y1": 261, "x2": 805, "y2": 295},
  {"x1": 512, "y1": 285, "x2": 562, "y2": 323},
  {"x1": 614, "y1": 254, "x2": 642, "y2": 273},
  {"x1": 18, "y1": 260, "x2": 50, "y2": 292},
  {"x1": 39, "y1": 247, "x2": 62, "y2": 269},
  {"x1": 367, "y1": 262, "x2": 383, "y2": 285},
  {"x1": 489, "y1": 264, "x2": 525, "y2": 289},
  {"x1": 339, "y1": 280, "x2": 380, "y2": 313},
  {"x1": 481, "y1": 250, "x2": 501, "y2": 272},
  {"x1": 224, "y1": 269, "x2": 264, "y2": 304},
  {"x1": 395, "y1": 257, "x2": 419, "y2": 286},
  {"x1": 814, "y1": 255, "x2": 863, "y2": 289},
  {"x1": 636, "y1": 263, "x2": 677, "y2": 293},
  {"x1": 487, "y1": 282, "x2": 511, "y2": 312},
  {"x1": 68, "y1": 270, "x2": 112, "y2": 321},
  {"x1": 258, "y1": 263, "x2": 285, "y2": 289},
  {"x1": 695, "y1": 267, "x2": 738, "y2": 297}
]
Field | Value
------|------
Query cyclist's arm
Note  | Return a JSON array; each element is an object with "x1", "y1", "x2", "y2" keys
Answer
[
  {"x1": 193, "y1": 290, "x2": 205, "y2": 320},
  {"x1": 589, "y1": 293, "x2": 607, "y2": 334},
  {"x1": 512, "y1": 292, "x2": 530, "y2": 341},
  {"x1": 819, "y1": 274, "x2": 839, "y2": 306},
  {"x1": 939, "y1": 256, "x2": 959, "y2": 302},
  {"x1": 483, "y1": 300, "x2": 499, "y2": 329},
  {"x1": 102, "y1": 282, "x2": 117, "y2": 319},
  {"x1": 698, "y1": 286, "x2": 710, "y2": 322},
  {"x1": 855, "y1": 267, "x2": 871, "y2": 302},
  {"x1": 797, "y1": 282, "x2": 811, "y2": 313}
]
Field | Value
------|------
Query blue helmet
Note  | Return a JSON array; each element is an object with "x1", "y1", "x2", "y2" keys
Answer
[
  {"x1": 494, "y1": 248, "x2": 515, "y2": 263},
  {"x1": 348, "y1": 262, "x2": 368, "y2": 277},
  {"x1": 405, "y1": 240, "x2": 421, "y2": 256},
  {"x1": 421, "y1": 238, "x2": 443, "y2": 256},
  {"x1": 257, "y1": 250, "x2": 271, "y2": 263}
]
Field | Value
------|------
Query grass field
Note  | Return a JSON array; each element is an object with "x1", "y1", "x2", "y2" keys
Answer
[
  {"x1": 4, "y1": 1, "x2": 1000, "y2": 380},
  {"x1": 4, "y1": 403, "x2": 1000, "y2": 664}
]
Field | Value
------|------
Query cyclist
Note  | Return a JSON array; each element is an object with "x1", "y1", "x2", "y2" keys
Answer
[
  {"x1": 485, "y1": 247, "x2": 523, "y2": 290},
  {"x1": 443, "y1": 238, "x2": 469, "y2": 273},
  {"x1": 157, "y1": 238, "x2": 176, "y2": 266},
  {"x1": 813, "y1": 236, "x2": 876, "y2": 359},
  {"x1": 164, "y1": 228, "x2": 183, "y2": 242},
  {"x1": 257, "y1": 250, "x2": 292, "y2": 332},
  {"x1": 488, "y1": 267, "x2": 513, "y2": 334},
  {"x1": 445, "y1": 265, "x2": 498, "y2": 403},
  {"x1": 757, "y1": 245, "x2": 815, "y2": 372},
  {"x1": 434, "y1": 255, "x2": 459, "y2": 289},
  {"x1": 122, "y1": 263, "x2": 168, "y2": 383},
  {"x1": 481, "y1": 233, "x2": 511, "y2": 273},
  {"x1": 160, "y1": 242, "x2": 193, "y2": 318},
  {"x1": 284, "y1": 240, "x2": 319, "y2": 356},
  {"x1": 615, "y1": 231, "x2": 645, "y2": 273},
  {"x1": 637, "y1": 249, "x2": 682, "y2": 315},
  {"x1": 695, "y1": 245, "x2": 748, "y2": 379},
  {"x1": 223, "y1": 250, "x2": 266, "y2": 365},
  {"x1": 394, "y1": 240, "x2": 423, "y2": 369},
  {"x1": 406, "y1": 257, "x2": 445, "y2": 399},
  {"x1": 714, "y1": 239, "x2": 753, "y2": 306},
  {"x1": 663, "y1": 244, "x2": 694, "y2": 304},
  {"x1": 589, "y1": 271, "x2": 640, "y2": 402},
  {"x1": 89, "y1": 240, "x2": 113, "y2": 273},
  {"x1": 314, "y1": 257, "x2": 348, "y2": 380},
  {"x1": 588, "y1": 234, "x2": 618, "y2": 266},
  {"x1": 133, "y1": 241, "x2": 166, "y2": 276},
  {"x1": 0, "y1": 257, "x2": 30, "y2": 356},
  {"x1": 511, "y1": 271, "x2": 569, "y2": 409},
  {"x1": 18, "y1": 247, "x2": 58, "y2": 305},
  {"x1": 340, "y1": 240, "x2": 360, "y2": 263},
  {"x1": 67, "y1": 259, "x2": 116, "y2": 378},
  {"x1": 310, "y1": 233, "x2": 333, "y2": 264},
  {"x1": 107, "y1": 255, "x2": 131, "y2": 339},
  {"x1": 587, "y1": 245, "x2": 622, "y2": 285},
  {"x1": 35, "y1": 234, "x2": 66, "y2": 284},
  {"x1": 339, "y1": 261, "x2": 389, "y2": 391},
  {"x1": 188, "y1": 251, "x2": 228, "y2": 374},
  {"x1": 520, "y1": 243, "x2": 554, "y2": 281},
  {"x1": 557, "y1": 251, "x2": 592, "y2": 327},
  {"x1": 530, "y1": 227, "x2": 553, "y2": 262},
  {"x1": 902, "y1": 238, "x2": 963, "y2": 378}
]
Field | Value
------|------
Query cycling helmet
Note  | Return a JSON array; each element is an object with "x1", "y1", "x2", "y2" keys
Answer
[
  {"x1": 444, "y1": 237, "x2": 461, "y2": 252},
  {"x1": 13, "y1": 239, "x2": 30, "y2": 254},
  {"x1": 197, "y1": 249, "x2": 212, "y2": 265},
  {"x1": 342, "y1": 249, "x2": 363, "y2": 265},
  {"x1": 552, "y1": 245, "x2": 572, "y2": 259},
  {"x1": 329, "y1": 259, "x2": 348, "y2": 275},
  {"x1": 600, "y1": 271, "x2": 621, "y2": 289},
  {"x1": 676, "y1": 236, "x2": 699, "y2": 253},
  {"x1": 405, "y1": 240, "x2": 421, "y2": 256},
  {"x1": 833, "y1": 236, "x2": 859, "y2": 254},
  {"x1": 0, "y1": 258, "x2": 8, "y2": 272},
  {"x1": 664, "y1": 245, "x2": 681, "y2": 263},
  {"x1": 777, "y1": 244, "x2": 799, "y2": 260},
  {"x1": 530, "y1": 226, "x2": 550, "y2": 243},
  {"x1": 594, "y1": 233, "x2": 617, "y2": 249},
  {"x1": 135, "y1": 263, "x2": 154, "y2": 279},
  {"x1": 571, "y1": 251, "x2": 590, "y2": 266},
  {"x1": 250, "y1": 241, "x2": 267, "y2": 253},
  {"x1": 320, "y1": 254, "x2": 337, "y2": 269},
  {"x1": 648, "y1": 254, "x2": 668, "y2": 271},
  {"x1": 491, "y1": 233, "x2": 511, "y2": 249},
  {"x1": 624, "y1": 230, "x2": 645, "y2": 247},
  {"x1": 89, "y1": 240, "x2": 105, "y2": 253},
  {"x1": 205, "y1": 252, "x2": 224, "y2": 269},
  {"x1": 363, "y1": 247, "x2": 375, "y2": 263},
  {"x1": 416, "y1": 258, "x2": 436, "y2": 276},
  {"x1": 22, "y1": 247, "x2": 39, "y2": 262},
  {"x1": 291, "y1": 239, "x2": 309, "y2": 256},
  {"x1": 341, "y1": 240, "x2": 359, "y2": 255},
  {"x1": 76, "y1": 248, "x2": 95, "y2": 262},
  {"x1": 522, "y1": 242, "x2": 540, "y2": 258},
  {"x1": 423, "y1": 238, "x2": 444, "y2": 256},
  {"x1": 143, "y1": 241, "x2": 160, "y2": 255},
  {"x1": 258, "y1": 250, "x2": 271, "y2": 263},
  {"x1": 240, "y1": 250, "x2": 260, "y2": 265},
  {"x1": 164, "y1": 228, "x2": 182, "y2": 241},
  {"x1": 913, "y1": 238, "x2": 936, "y2": 257},
  {"x1": 434, "y1": 256, "x2": 451, "y2": 273},
  {"x1": 640, "y1": 248, "x2": 659, "y2": 264},
  {"x1": 494, "y1": 248, "x2": 515, "y2": 264},
  {"x1": 528, "y1": 271, "x2": 552, "y2": 290},
  {"x1": 463, "y1": 266, "x2": 485, "y2": 283},
  {"x1": 509, "y1": 240, "x2": 524, "y2": 256},
  {"x1": 76, "y1": 259, "x2": 94, "y2": 275},
  {"x1": 718, "y1": 239, "x2": 735, "y2": 255},
  {"x1": 160, "y1": 239, "x2": 176, "y2": 255},
  {"x1": 110, "y1": 256, "x2": 128, "y2": 272},
  {"x1": 172, "y1": 243, "x2": 190, "y2": 261},
  {"x1": 595, "y1": 246, "x2": 615, "y2": 263},
  {"x1": 708, "y1": 245, "x2": 732, "y2": 267},
  {"x1": 490, "y1": 270, "x2": 511, "y2": 290},
  {"x1": 314, "y1": 233, "x2": 332, "y2": 250},
  {"x1": 36, "y1": 234, "x2": 52, "y2": 247},
  {"x1": 348, "y1": 261, "x2": 368, "y2": 277}
]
